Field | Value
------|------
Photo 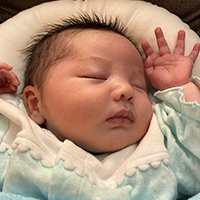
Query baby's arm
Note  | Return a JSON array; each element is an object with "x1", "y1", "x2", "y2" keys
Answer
[
  {"x1": 142, "y1": 27, "x2": 200, "y2": 103},
  {"x1": 0, "y1": 62, "x2": 20, "y2": 94}
]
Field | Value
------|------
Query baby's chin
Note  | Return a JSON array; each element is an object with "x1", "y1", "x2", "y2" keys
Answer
[{"x1": 82, "y1": 142, "x2": 137, "y2": 155}]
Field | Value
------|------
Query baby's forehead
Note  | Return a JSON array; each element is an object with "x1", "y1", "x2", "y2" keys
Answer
[
  {"x1": 50, "y1": 28, "x2": 143, "y2": 77},
  {"x1": 62, "y1": 28, "x2": 139, "y2": 55},
  {"x1": 59, "y1": 31, "x2": 144, "y2": 73}
]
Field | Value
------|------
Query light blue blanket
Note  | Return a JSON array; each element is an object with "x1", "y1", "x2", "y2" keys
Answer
[
  {"x1": 1, "y1": 192, "x2": 200, "y2": 200},
  {"x1": 0, "y1": 192, "x2": 39, "y2": 200}
]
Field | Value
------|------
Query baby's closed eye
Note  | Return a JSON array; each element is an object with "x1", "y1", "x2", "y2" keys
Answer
[{"x1": 78, "y1": 74, "x2": 108, "y2": 80}]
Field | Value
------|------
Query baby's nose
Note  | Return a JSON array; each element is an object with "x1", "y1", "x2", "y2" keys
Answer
[{"x1": 111, "y1": 80, "x2": 134, "y2": 104}]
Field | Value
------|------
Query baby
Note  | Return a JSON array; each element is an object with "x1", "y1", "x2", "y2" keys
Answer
[
  {"x1": 1, "y1": 19, "x2": 199, "y2": 153},
  {"x1": 1, "y1": 15, "x2": 200, "y2": 199}
]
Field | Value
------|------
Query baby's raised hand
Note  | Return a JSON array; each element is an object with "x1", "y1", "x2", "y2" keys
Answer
[
  {"x1": 142, "y1": 27, "x2": 200, "y2": 90},
  {"x1": 0, "y1": 62, "x2": 20, "y2": 94}
]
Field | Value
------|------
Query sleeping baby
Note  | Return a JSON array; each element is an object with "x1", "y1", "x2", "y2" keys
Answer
[{"x1": 0, "y1": 14, "x2": 200, "y2": 200}]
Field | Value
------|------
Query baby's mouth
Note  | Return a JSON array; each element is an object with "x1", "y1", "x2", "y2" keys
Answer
[{"x1": 106, "y1": 109, "x2": 134, "y2": 125}]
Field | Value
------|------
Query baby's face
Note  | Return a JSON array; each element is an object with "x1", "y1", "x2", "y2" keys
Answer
[{"x1": 37, "y1": 29, "x2": 153, "y2": 153}]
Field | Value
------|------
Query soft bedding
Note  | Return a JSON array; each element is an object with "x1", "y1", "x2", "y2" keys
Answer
[{"x1": 0, "y1": 0, "x2": 200, "y2": 199}]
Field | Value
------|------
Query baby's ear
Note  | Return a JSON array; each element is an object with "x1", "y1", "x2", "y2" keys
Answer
[{"x1": 23, "y1": 86, "x2": 45, "y2": 125}]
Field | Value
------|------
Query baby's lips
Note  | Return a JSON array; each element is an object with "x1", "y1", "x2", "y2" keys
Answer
[{"x1": 107, "y1": 109, "x2": 134, "y2": 123}]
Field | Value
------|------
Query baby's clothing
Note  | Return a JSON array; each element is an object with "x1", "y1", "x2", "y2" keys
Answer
[{"x1": 0, "y1": 84, "x2": 200, "y2": 200}]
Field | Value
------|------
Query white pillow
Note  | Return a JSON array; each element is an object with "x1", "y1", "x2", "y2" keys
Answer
[{"x1": 0, "y1": 0, "x2": 199, "y2": 93}]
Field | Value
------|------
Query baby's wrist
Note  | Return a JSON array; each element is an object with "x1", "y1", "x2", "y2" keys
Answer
[
  {"x1": 180, "y1": 78, "x2": 200, "y2": 104},
  {"x1": 190, "y1": 77, "x2": 200, "y2": 90}
]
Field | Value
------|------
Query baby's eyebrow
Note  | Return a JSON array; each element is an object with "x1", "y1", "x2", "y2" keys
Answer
[
  {"x1": 79, "y1": 56, "x2": 110, "y2": 63},
  {"x1": 78, "y1": 56, "x2": 112, "y2": 69}
]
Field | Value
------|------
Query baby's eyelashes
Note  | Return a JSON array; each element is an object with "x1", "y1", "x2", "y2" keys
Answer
[
  {"x1": 77, "y1": 71, "x2": 108, "y2": 81},
  {"x1": 79, "y1": 75, "x2": 107, "y2": 80}
]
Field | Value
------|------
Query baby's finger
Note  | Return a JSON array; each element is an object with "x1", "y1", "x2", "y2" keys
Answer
[
  {"x1": 155, "y1": 27, "x2": 171, "y2": 56},
  {"x1": 9, "y1": 82, "x2": 18, "y2": 92},
  {"x1": 188, "y1": 43, "x2": 200, "y2": 62},
  {"x1": 141, "y1": 41, "x2": 158, "y2": 61},
  {"x1": 3, "y1": 70, "x2": 20, "y2": 86},
  {"x1": 144, "y1": 56, "x2": 154, "y2": 69},
  {"x1": 144, "y1": 56, "x2": 155, "y2": 80},
  {"x1": 0, "y1": 86, "x2": 16, "y2": 95},
  {"x1": 174, "y1": 30, "x2": 185, "y2": 55},
  {"x1": 0, "y1": 62, "x2": 13, "y2": 71}
]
